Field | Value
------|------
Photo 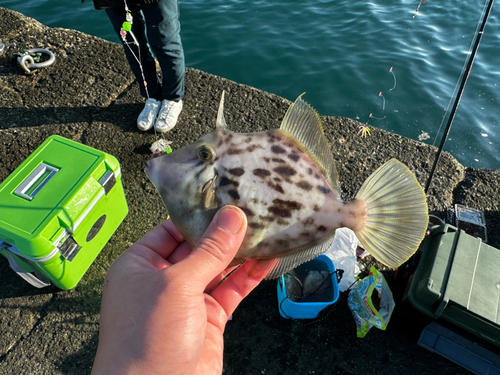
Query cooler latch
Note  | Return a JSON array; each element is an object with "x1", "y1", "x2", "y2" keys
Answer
[
  {"x1": 99, "y1": 170, "x2": 116, "y2": 195},
  {"x1": 58, "y1": 236, "x2": 81, "y2": 262}
]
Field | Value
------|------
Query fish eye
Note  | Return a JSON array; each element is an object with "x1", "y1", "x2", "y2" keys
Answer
[{"x1": 198, "y1": 146, "x2": 215, "y2": 161}]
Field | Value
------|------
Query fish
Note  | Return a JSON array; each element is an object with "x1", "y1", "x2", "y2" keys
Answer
[{"x1": 145, "y1": 93, "x2": 428, "y2": 280}]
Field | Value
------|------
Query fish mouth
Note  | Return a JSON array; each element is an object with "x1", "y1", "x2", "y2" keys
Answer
[
  {"x1": 145, "y1": 159, "x2": 154, "y2": 171},
  {"x1": 145, "y1": 152, "x2": 162, "y2": 169}
]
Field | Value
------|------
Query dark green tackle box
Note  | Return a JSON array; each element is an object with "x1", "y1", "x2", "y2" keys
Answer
[
  {"x1": 408, "y1": 224, "x2": 500, "y2": 349},
  {"x1": 0, "y1": 135, "x2": 128, "y2": 289}
]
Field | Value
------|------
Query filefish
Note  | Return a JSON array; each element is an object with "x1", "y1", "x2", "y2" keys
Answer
[{"x1": 145, "y1": 93, "x2": 428, "y2": 279}]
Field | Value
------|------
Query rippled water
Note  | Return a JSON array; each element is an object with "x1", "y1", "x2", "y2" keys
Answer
[{"x1": 3, "y1": 0, "x2": 499, "y2": 168}]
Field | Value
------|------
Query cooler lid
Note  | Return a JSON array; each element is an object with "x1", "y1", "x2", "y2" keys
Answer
[
  {"x1": 443, "y1": 232, "x2": 500, "y2": 325},
  {"x1": 0, "y1": 136, "x2": 106, "y2": 235}
]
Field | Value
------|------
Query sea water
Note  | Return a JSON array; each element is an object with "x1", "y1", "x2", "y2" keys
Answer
[{"x1": 3, "y1": 0, "x2": 499, "y2": 169}]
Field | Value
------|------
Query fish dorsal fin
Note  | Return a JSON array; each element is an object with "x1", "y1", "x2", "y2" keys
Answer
[
  {"x1": 249, "y1": 233, "x2": 336, "y2": 280},
  {"x1": 280, "y1": 95, "x2": 340, "y2": 197},
  {"x1": 216, "y1": 91, "x2": 229, "y2": 131}
]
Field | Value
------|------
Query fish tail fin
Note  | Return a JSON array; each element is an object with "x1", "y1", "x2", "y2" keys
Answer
[{"x1": 354, "y1": 159, "x2": 428, "y2": 268}]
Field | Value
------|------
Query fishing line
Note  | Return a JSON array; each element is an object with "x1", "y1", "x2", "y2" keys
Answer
[
  {"x1": 369, "y1": 113, "x2": 386, "y2": 120},
  {"x1": 388, "y1": 67, "x2": 396, "y2": 91},
  {"x1": 120, "y1": 0, "x2": 168, "y2": 154},
  {"x1": 425, "y1": 0, "x2": 495, "y2": 193},
  {"x1": 379, "y1": 92, "x2": 386, "y2": 110}
]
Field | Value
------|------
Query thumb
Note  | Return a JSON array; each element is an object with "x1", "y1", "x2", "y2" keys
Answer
[{"x1": 176, "y1": 205, "x2": 247, "y2": 291}]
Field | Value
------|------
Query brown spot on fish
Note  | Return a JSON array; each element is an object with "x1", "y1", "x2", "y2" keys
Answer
[
  {"x1": 271, "y1": 145, "x2": 286, "y2": 154},
  {"x1": 240, "y1": 207, "x2": 255, "y2": 217},
  {"x1": 259, "y1": 215, "x2": 275, "y2": 222},
  {"x1": 249, "y1": 222, "x2": 265, "y2": 229},
  {"x1": 308, "y1": 168, "x2": 313, "y2": 175},
  {"x1": 225, "y1": 134, "x2": 233, "y2": 143},
  {"x1": 227, "y1": 148, "x2": 244, "y2": 155},
  {"x1": 274, "y1": 166, "x2": 296, "y2": 177},
  {"x1": 219, "y1": 176, "x2": 239, "y2": 187},
  {"x1": 228, "y1": 168, "x2": 245, "y2": 177},
  {"x1": 317, "y1": 185, "x2": 331, "y2": 195},
  {"x1": 300, "y1": 231, "x2": 312, "y2": 237},
  {"x1": 296, "y1": 181, "x2": 313, "y2": 191},
  {"x1": 217, "y1": 138, "x2": 224, "y2": 148},
  {"x1": 338, "y1": 208, "x2": 342, "y2": 213},
  {"x1": 245, "y1": 137, "x2": 252, "y2": 143},
  {"x1": 276, "y1": 239, "x2": 289, "y2": 247},
  {"x1": 247, "y1": 144, "x2": 264, "y2": 152},
  {"x1": 228, "y1": 189, "x2": 240, "y2": 200},
  {"x1": 194, "y1": 165, "x2": 208, "y2": 180},
  {"x1": 313, "y1": 205, "x2": 320, "y2": 212},
  {"x1": 349, "y1": 211, "x2": 357, "y2": 218},
  {"x1": 272, "y1": 158, "x2": 285, "y2": 163},
  {"x1": 273, "y1": 177, "x2": 282, "y2": 182},
  {"x1": 268, "y1": 199, "x2": 302, "y2": 218},
  {"x1": 277, "y1": 218, "x2": 288, "y2": 226},
  {"x1": 267, "y1": 134, "x2": 282, "y2": 143},
  {"x1": 318, "y1": 225, "x2": 327, "y2": 232},
  {"x1": 268, "y1": 182, "x2": 284, "y2": 194},
  {"x1": 253, "y1": 168, "x2": 271, "y2": 178},
  {"x1": 288, "y1": 153, "x2": 300, "y2": 162},
  {"x1": 263, "y1": 157, "x2": 271, "y2": 163},
  {"x1": 315, "y1": 174, "x2": 321, "y2": 179},
  {"x1": 303, "y1": 217, "x2": 315, "y2": 226}
]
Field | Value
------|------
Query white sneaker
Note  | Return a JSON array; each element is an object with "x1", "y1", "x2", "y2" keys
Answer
[
  {"x1": 137, "y1": 98, "x2": 160, "y2": 131},
  {"x1": 155, "y1": 99, "x2": 183, "y2": 132}
]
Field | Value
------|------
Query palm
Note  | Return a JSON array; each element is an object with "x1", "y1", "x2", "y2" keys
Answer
[{"x1": 92, "y1": 209, "x2": 261, "y2": 375}]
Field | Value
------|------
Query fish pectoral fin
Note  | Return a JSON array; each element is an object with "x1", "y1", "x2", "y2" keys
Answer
[
  {"x1": 201, "y1": 174, "x2": 218, "y2": 209},
  {"x1": 249, "y1": 233, "x2": 336, "y2": 280}
]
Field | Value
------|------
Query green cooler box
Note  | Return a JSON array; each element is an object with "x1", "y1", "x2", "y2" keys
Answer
[
  {"x1": 0, "y1": 135, "x2": 128, "y2": 289},
  {"x1": 408, "y1": 224, "x2": 500, "y2": 349}
]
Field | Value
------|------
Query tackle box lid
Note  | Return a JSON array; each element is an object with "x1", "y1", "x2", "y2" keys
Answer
[
  {"x1": 409, "y1": 224, "x2": 500, "y2": 347},
  {"x1": 0, "y1": 135, "x2": 120, "y2": 247}
]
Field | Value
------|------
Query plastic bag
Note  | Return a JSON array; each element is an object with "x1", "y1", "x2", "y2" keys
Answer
[
  {"x1": 347, "y1": 266, "x2": 395, "y2": 338},
  {"x1": 323, "y1": 228, "x2": 361, "y2": 292}
]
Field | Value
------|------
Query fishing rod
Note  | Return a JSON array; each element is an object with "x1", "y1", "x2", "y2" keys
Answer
[{"x1": 424, "y1": 0, "x2": 495, "y2": 193}]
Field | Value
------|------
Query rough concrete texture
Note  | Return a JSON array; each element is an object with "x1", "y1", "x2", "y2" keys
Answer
[{"x1": 1, "y1": 7, "x2": 499, "y2": 375}]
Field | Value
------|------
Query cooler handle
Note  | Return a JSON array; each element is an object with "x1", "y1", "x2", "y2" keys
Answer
[
  {"x1": 14, "y1": 163, "x2": 59, "y2": 201},
  {"x1": 3, "y1": 250, "x2": 51, "y2": 288}
]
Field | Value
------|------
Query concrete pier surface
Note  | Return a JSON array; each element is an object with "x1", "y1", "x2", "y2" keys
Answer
[{"x1": 1, "y1": 7, "x2": 499, "y2": 375}]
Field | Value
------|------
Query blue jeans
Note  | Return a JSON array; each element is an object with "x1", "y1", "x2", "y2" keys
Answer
[{"x1": 105, "y1": 0, "x2": 185, "y2": 101}]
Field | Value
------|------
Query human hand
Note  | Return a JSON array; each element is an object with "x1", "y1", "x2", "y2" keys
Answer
[{"x1": 91, "y1": 206, "x2": 262, "y2": 375}]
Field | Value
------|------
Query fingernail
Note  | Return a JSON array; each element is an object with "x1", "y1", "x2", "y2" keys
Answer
[{"x1": 217, "y1": 206, "x2": 244, "y2": 234}]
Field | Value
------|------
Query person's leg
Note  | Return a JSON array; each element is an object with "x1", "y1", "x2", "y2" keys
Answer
[
  {"x1": 105, "y1": 5, "x2": 162, "y2": 131},
  {"x1": 141, "y1": 0, "x2": 185, "y2": 102},
  {"x1": 105, "y1": 5, "x2": 162, "y2": 100}
]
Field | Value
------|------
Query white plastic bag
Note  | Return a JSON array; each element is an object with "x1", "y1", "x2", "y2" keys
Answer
[{"x1": 323, "y1": 228, "x2": 361, "y2": 292}]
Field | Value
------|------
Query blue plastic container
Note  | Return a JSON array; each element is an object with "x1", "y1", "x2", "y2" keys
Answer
[{"x1": 277, "y1": 254, "x2": 340, "y2": 319}]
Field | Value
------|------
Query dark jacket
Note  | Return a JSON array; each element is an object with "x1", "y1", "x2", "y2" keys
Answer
[{"x1": 82, "y1": 0, "x2": 160, "y2": 10}]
